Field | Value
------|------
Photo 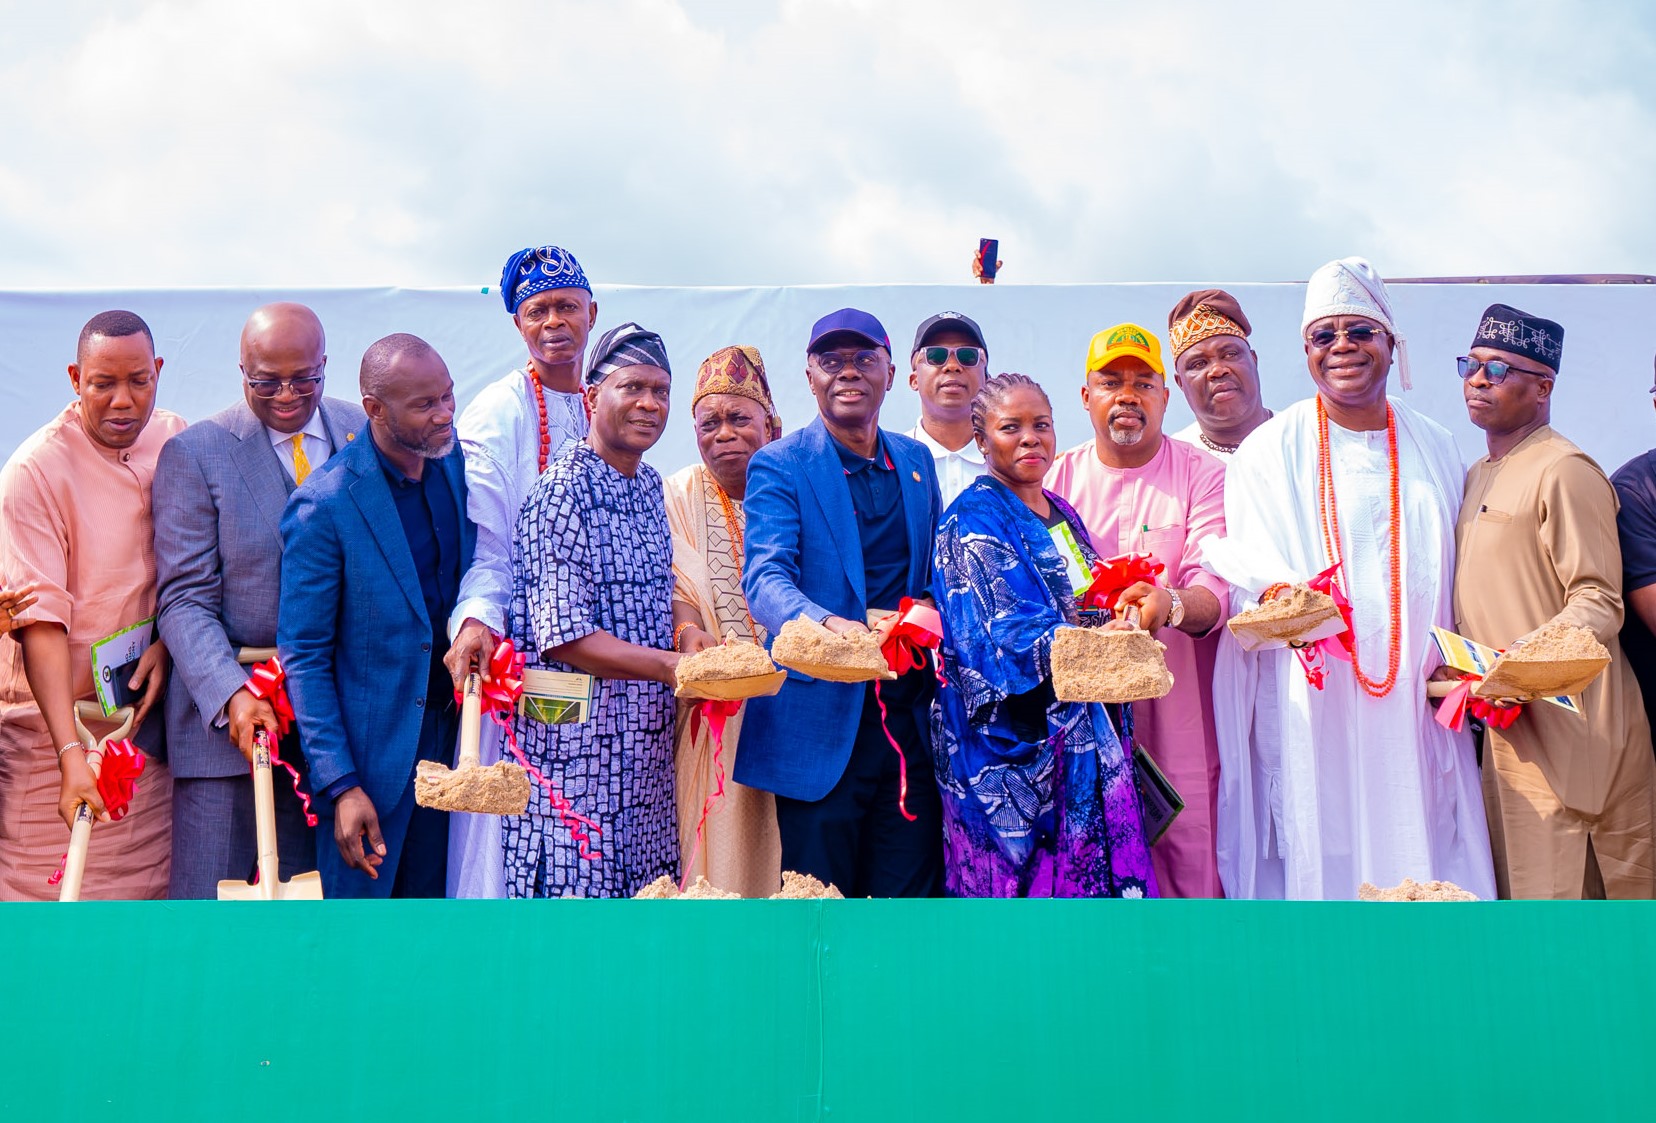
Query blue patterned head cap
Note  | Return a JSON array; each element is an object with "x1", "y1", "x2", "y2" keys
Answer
[{"x1": 501, "y1": 245, "x2": 590, "y2": 314}]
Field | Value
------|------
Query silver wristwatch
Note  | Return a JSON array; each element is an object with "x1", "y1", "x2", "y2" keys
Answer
[{"x1": 1166, "y1": 587, "x2": 1186, "y2": 630}]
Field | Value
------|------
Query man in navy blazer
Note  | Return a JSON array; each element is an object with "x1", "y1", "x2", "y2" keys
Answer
[
  {"x1": 278, "y1": 333, "x2": 476, "y2": 898},
  {"x1": 740, "y1": 308, "x2": 945, "y2": 897},
  {"x1": 155, "y1": 303, "x2": 365, "y2": 898}
]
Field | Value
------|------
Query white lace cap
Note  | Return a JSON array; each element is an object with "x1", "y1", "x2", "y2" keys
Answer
[{"x1": 1301, "y1": 256, "x2": 1412, "y2": 390}]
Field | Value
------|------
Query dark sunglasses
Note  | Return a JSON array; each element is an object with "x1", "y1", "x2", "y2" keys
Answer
[
  {"x1": 1456, "y1": 356, "x2": 1552, "y2": 385},
  {"x1": 1305, "y1": 325, "x2": 1387, "y2": 349},
  {"x1": 920, "y1": 345, "x2": 983, "y2": 367}
]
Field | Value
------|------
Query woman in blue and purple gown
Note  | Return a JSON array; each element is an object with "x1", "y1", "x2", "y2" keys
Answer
[{"x1": 929, "y1": 373, "x2": 1158, "y2": 898}]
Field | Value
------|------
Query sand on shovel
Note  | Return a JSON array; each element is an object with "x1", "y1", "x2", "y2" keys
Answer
[
  {"x1": 769, "y1": 871, "x2": 845, "y2": 899},
  {"x1": 1358, "y1": 878, "x2": 1479, "y2": 902},
  {"x1": 1475, "y1": 621, "x2": 1610, "y2": 700},
  {"x1": 633, "y1": 875, "x2": 741, "y2": 899},
  {"x1": 675, "y1": 635, "x2": 788, "y2": 701},
  {"x1": 1228, "y1": 584, "x2": 1342, "y2": 645},
  {"x1": 1051, "y1": 626, "x2": 1173, "y2": 704},
  {"x1": 770, "y1": 616, "x2": 894, "y2": 683},
  {"x1": 414, "y1": 759, "x2": 531, "y2": 815}
]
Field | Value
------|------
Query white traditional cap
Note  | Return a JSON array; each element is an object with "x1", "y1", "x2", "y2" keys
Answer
[{"x1": 1301, "y1": 256, "x2": 1412, "y2": 390}]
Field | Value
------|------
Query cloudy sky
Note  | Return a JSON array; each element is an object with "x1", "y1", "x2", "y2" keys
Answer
[{"x1": 2, "y1": 0, "x2": 1653, "y2": 289}]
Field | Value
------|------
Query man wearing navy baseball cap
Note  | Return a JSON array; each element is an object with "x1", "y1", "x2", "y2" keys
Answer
[{"x1": 737, "y1": 308, "x2": 945, "y2": 897}]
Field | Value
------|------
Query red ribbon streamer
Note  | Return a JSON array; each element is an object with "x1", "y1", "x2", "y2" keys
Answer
[
  {"x1": 473, "y1": 640, "x2": 604, "y2": 862},
  {"x1": 680, "y1": 698, "x2": 741, "y2": 891},
  {"x1": 46, "y1": 737, "x2": 147, "y2": 887},
  {"x1": 1286, "y1": 564, "x2": 1356, "y2": 691},
  {"x1": 244, "y1": 657, "x2": 316, "y2": 827},
  {"x1": 865, "y1": 597, "x2": 944, "y2": 825},
  {"x1": 1079, "y1": 553, "x2": 1164, "y2": 614},
  {"x1": 1434, "y1": 672, "x2": 1523, "y2": 733}
]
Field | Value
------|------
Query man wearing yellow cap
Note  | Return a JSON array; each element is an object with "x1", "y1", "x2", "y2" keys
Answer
[{"x1": 1045, "y1": 323, "x2": 1229, "y2": 897}]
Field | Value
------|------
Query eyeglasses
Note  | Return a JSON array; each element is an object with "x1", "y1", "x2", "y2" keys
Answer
[
  {"x1": 813, "y1": 349, "x2": 886, "y2": 375},
  {"x1": 1456, "y1": 356, "x2": 1552, "y2": 385},
  {"x1": 1305, "y1": 325, "x2": 1388, "y2": 349},
  {"x1": 920, "y1": 345, "x2": 983, "y2": 368},
  {"x1": 245, "y1": 367, "x2": 324, "y2": 398}
]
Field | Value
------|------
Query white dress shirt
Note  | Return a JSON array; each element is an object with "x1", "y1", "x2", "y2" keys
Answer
[
  {"x1": 268, "y1": 410, "x2": 334, "y2": 483},
  {"x1": 906, "y1": 420, "x2": 987, "y2": 509}
]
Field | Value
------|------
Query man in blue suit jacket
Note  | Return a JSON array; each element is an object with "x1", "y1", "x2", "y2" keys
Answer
[
  {"x1": 740, "y1": 308, "x2": 945, "y2": 897},
  {"x1": 278, "y1": 333, "x2": 476, "y2": 899},
  {"x1": 156, "y1": 303, "x2": 365, "y2": 898}
]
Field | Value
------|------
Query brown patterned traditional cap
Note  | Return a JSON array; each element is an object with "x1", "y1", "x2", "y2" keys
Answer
[
  {"x1": 1167, "y1": 288, "x2": 1251, "y2": 361},
  {"x1": 693, "y1": 345, "x2": 781, "y2": 439}
]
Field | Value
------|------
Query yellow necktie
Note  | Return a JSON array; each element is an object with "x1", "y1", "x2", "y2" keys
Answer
[{"x1": 290, "y1": 434, "x2": 311, "y2": 486}]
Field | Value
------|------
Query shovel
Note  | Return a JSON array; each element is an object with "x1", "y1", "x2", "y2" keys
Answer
[
  {"x1": 58, "y1": 702, "x2": 136, "y2": 903},
  {"x1": 216, "y1": 727, "x2": 323, "y2": 900},
  {"x1": 414, "y1": 671, "x2": 530, "y2": 815},
  {"x1": 214, "y1": 645, "x2": 322, "y2": 899}
]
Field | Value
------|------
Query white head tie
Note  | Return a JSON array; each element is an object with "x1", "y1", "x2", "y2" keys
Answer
[{"x1": 1302, "y1": 256, "x2": 1411, "y2": 390}]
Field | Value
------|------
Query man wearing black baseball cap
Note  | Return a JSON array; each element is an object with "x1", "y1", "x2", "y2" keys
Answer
[
  {"x1": 906, "y1": 312, "x2": 990, "y2": 507},
  {"x1": 738, "y1": 307, "x2": 945, "y2": 897},
  {"x1": 1455, "y1": 303, "x2": 1654, "y2": 898}
]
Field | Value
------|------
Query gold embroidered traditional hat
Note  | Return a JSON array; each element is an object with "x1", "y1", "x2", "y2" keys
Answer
[
  {"x1": 692, "y1": 345, "x2": 781, "y2": 439},
  {"x1": 1168, "y1": 289, "x2": 1252, "y2": 361}
]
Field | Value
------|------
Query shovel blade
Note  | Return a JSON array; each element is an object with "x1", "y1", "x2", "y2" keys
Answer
[{"x1": 216, "y1": 870, "x2": 325, "y2": 901}]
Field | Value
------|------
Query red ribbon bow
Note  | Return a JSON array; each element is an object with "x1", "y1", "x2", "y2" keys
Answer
[
  {"x1": 1435, "y1": 672, "x2": 1523, "y2": 733},
  {"x1": 46, "y1": 737, "x2": 147, "y2": 888},
  {"x1": 1287, "y1": 564, "x2": 1356, "y2": 690},
  {"x1": 246, "y1": 655, "x2": 296, "y2": 736},
  {"x1": 681, "y1": 698, "x2": 742, "y2": 891},
  {"x1": 1079, "y1": 553, "x2": 1164, "y2": 613},
  {"x1": 878, "y1": 598, "x2": 946, "y2": 684},
  {"x1": 95, "y1": 739, "x2": 146, "y2": 822},
  {"x1": 479, "y1": 639, "x2": 603, "y2": 862}
]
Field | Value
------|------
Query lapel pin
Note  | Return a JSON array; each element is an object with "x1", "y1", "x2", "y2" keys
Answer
[
  {"x1": 911, "y1": 470, "x2": 921, "y2": 482},
  {"x1": 346, "y1": 432, "x2": 355, "y2": 441}
]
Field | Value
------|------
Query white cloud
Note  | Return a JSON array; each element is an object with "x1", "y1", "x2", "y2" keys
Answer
[{"x1": 0, "y1": 0, "x2": 1651, "y2": 287}]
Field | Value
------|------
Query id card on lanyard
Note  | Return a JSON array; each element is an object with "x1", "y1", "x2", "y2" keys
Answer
[{"x1": 1047, "y1": 520, "x2": 1092, "y2": 598}]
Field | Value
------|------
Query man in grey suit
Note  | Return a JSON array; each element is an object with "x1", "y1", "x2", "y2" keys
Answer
[{"x1": 154, "y1": 303, "x2": 366, "y2": 899}]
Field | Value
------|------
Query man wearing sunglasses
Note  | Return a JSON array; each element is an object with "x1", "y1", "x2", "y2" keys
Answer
[
  {"x1": 740, "y1": 307, "x2": 945, "y2": 897},
  {"x1": 1201, "y1": 257, "x2": 1495, "y2": 901},
  {"x1": 1452, "y1": 304, "x2": 1654, "y2": 899},
  {"x1": 906, "y1": 312, "x2": 990, "y2": 507},
  {"x1": 153, "y1": 302, "x2": 365, "y2": 898}
]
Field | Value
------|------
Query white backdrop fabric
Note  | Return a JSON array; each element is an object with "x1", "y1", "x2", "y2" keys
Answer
[{"x1": 2, "y1": 281, "x2": 1652, "y2": 477}]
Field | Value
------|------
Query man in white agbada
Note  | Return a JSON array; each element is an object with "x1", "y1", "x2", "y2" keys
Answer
[
  {"x1": 442, "y1": 245, "x2": 597, "y2": 898},
  {"x1": 1200, "y1": 257, "x2": 1496, "y2": 900}
]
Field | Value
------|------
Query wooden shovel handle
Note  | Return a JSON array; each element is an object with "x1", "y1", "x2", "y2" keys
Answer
[
  {"x1": 457, "y1": 672, "x2": 483, "y2": 770},
  {"x1": 236, "y1": 647, "x2": 277, "y2": 666}
]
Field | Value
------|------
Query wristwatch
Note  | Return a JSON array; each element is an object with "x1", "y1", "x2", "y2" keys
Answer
[{"x1": 1166, "y1": 587, "x2": 1186, "y2": 630}]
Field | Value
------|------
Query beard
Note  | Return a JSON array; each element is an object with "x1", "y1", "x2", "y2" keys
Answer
[
  {"x1": 1107, "y1": 407, "x2": 1146, "y2": 447},
  {"x1": 386, "y1": 413, "x2": 454, "y2": 460}
]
